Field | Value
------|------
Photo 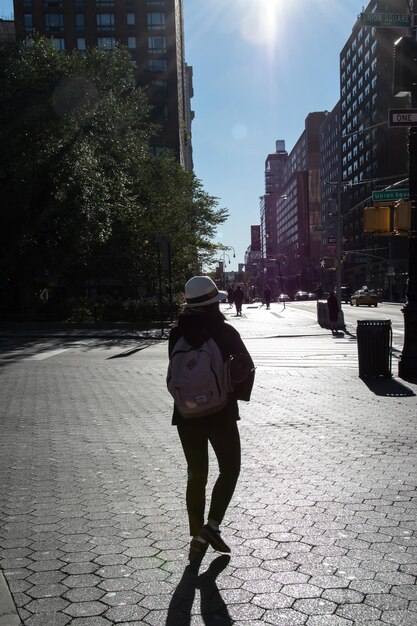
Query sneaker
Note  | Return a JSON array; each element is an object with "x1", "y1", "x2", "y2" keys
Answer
[
  {"x1": 200, "y1": 525, "x2": 231, "y2": 553},
  {"x1": 188, "y1": 538, "x2": 208, "y2": 561}
]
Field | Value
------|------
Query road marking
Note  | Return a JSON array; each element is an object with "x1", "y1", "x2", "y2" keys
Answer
[
  {"x1": 24, "y1": 342, "x2": 88, "y2": 361},
  {"x1": 26, "y1": 347, "x2": 74, "y2": 360},
  {"x1": 251, "y1": 347, "x2": 399, "y2": 368}
]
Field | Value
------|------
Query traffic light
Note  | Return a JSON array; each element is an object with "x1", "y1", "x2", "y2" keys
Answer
[
  {"x1": 393, "y1": 37, "x2": 417, "y2": 97},
  {"x1": 320, "y1": 257, "x2": 335, "y2": 271},
  {"x1": 363, "y1": 206, "x2": 391, "y2": 233},
  {"x1": 394, "y1": 200, "x2": 411, "y2": 234}
]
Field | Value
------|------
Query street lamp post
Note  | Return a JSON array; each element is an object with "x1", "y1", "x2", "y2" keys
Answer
[
  {"x1": 398, "y1": 1, "x2": 417, "y2": 379},
  {"x1": 214, "y1": 253, "x2": 231, "y2": 289}
]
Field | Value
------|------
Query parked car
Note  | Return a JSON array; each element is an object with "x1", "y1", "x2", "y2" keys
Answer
[
  {"x1": 278, "y1": 293, "x2": 290, "y2": 302},
  {"x1": 350, "y1": 289, "x2": 378, "y2": 307},
  {"x1": 308, "y1": 292, "x2": 318, "y2": 300},
  {"x1": 294, "y1": 291, "x2": 310, "y2": 301}
]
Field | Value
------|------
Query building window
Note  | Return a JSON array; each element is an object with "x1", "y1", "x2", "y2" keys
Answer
[
  {"x1": 147, "y1": 12, "x2": 165, "y2": 29},
  {"x1": 96, "y1": 0, "x2": 114, "y2": 5},
  {"x1": 153, "y1": 103, "x2": 168, "y2": 121},
  {"x1": 127, "y1": 12, "x2": 135, "y2": 25},
  {"x1": 45, "y1": 13, "x2": 64, "y2": 31},
  {"x1": 147, "y1": 0, "x2": 165, "y2": 5},
  {"x1": 76, "y1": 37, "x2": 86, "y2": 50},
  {"x1": 96, "y1": 13, "x2": 115, "y2": 30},
  {"x1": 75, "y1": 0, "x2": 84, "y2": 5},
  {"x1": 152, "y1": 79, "x2": 168, "y2": 94},
  {"x1": 127, "y1": 36, "x2": 136, "y2": 49},
  {"x1": 44, "y1": 0, "x2": 63, "y2": 6},
  {"x1": 97, "y1": 37, "x2": 116, "y2": 49},
  {"x1": 52, "y1": 37, "x2": 65, "y2": 49},
  {"x1": 23, "y1": 13, "x2": 33, "y2": 30},
  {"x1": 148, "y1": 36, "x2": 166, "y2": 53},
  {"x1": 23, "y1": 0, "x2": 32, "y2": 6},
  {"x1": 148, "y1": 58, "x2": 167, "y2": 72},
  {"x1": 75, "y1": 13, "x2": 85, "y2": 30}
]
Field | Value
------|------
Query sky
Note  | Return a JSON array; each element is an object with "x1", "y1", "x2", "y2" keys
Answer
[{"x1": 0, "y1": 0, "x2": 367, "y2": 270}]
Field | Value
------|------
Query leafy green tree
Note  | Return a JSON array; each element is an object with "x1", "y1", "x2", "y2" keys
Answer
[{"x1": 0, "y1": 37, "x2": 227, "y2": 314}]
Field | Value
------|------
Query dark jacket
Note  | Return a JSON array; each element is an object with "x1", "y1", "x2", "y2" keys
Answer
[
  {"x1": 168, "y1": 307, "x2": 255, "y2": 426},
  {"x1": 233, "y1": 288, "x2": 244, "y2": 304},
  {"x1": 327, "y1": 293, "x2": 340, "y2": 321}
]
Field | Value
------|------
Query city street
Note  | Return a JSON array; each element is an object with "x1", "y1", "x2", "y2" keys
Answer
[{"x1": 1, "y1": 304, "x2": 417, "y2": 626}]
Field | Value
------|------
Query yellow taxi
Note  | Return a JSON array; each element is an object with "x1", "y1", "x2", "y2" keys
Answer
[{"x1": 350, "y1": 289, "x2": 378, "y2": 307}]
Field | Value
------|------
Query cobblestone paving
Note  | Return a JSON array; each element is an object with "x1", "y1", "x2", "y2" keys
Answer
[{"x1": 0, "y1": 315, "x2": 416, "y2": 625}]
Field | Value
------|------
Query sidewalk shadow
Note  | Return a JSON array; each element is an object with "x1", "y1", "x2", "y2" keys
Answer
[
  {"x1": 361, "y1": 377, "x2": 415, "y2": 397},
  {"x1": 165, "y1": 555, "x2": 232, "y2": 626}
]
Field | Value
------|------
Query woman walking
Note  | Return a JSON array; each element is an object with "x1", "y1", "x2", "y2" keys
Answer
[
  {"x1": 327, "y1": 290, "x2": 340, "y2": 334},
  {"x1": 167, "y1": 276, "x2": 255, "y2": 560}
]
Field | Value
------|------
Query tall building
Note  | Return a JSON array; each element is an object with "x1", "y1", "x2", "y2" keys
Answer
[
  {"x1": 0, "y1": 18, "x2": 15, "y2": 42},
  {"x1": 244, "y1": 225, "x2": 262, "y2": 292},
  {"x1": 339, "y1": 0, "x2": 409, "y2": 296},
  {"x1": 12, "y1": 0, "x2": 193, "y2": 169},
  {"x1": 259, "y1": 140, "x2": 287, "y2": 295},
  {"x1": 319, "y1": 101, "x2": 341, "y2": 289},
  {"x1": 276, "y1": 112, "x2": 326, "y2": 295}
]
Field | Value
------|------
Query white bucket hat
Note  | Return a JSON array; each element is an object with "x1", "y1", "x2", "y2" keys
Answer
[{"x1": 184, "y1": 276, "x2": 227, "y2": 307}]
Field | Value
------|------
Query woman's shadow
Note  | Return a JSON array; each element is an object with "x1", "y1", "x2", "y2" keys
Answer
[{"x1": 165, "y1": 554, "x2": 232, "y2": 626}]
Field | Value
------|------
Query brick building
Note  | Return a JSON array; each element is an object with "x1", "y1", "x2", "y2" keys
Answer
[{"x1": 12, "y1": 0, "x2": 193, "y2": 169}]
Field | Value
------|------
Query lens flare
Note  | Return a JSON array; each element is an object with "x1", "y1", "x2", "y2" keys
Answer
[{"x1": 240, "y1": 0, "x2": 284, "y2": 47}]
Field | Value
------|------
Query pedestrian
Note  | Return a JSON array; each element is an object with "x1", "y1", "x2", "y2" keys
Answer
[
  {"x1": 233, "y1": 285, "x2": 244, "y2": 316},
  {"x1": 327, "y1": 291, "x2": 340, "y2": 334},
  {"x1": 264, "y1": 285, "x2": 271, "y2": 310},
  {"x1": 227, "y1": 284, "x2": 234, "y2": 309},
  {"x1": 315, "y1": 285, "x2": 324, "y2": 299},
  {"x1": 167, "y1": 276, "x2": 255, "y2": 561}
]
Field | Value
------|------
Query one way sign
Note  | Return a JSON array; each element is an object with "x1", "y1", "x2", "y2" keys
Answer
[{"x1": 389, "y1": 109, "x2": 417, "y2": 127}]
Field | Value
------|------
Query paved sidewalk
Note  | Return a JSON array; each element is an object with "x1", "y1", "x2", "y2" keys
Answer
[{"x1": 1, "y1": 307, "x2": 416, "y2": 626}]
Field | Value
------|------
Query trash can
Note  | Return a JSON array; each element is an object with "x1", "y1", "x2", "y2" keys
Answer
[
  {"x1": 317, "y1": 301, "x2": 345, "y2": 330},
  {"x1": 357, "y1": 319, "x2": 392, "y2": 378},
  {"x1": 317, "y1": 301, "x2": 327, "y2": 327}
]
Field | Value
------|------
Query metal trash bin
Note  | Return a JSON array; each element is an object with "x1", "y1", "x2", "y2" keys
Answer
[
  {"x1": 357, "y1": 319, "x2": 392, "y2": 378},
  {"x1": 317, "y1": 301, "x2": 345, "y2": 330}
]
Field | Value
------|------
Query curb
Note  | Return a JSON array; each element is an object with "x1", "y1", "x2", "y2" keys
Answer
[{"x1": 0, "y1": 572, "x2": 21, "y2": 626}]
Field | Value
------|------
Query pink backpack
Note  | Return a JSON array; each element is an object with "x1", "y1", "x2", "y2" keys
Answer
[{"x1": 167, "y1": 337, "x2": 233, "y2": 418}]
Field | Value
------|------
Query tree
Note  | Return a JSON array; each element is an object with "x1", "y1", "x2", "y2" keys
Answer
[{"x1": 0, "y1": 38, "x2": 227, "y2": 313}]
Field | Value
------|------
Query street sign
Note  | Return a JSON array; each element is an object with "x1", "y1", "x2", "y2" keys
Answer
[
  {"x1": 389, "y1": 109, "x2": 417, "y2": 127},
  {"x1": 314, "y1": 225, "x2": 324, "y2": 231},
  {"x1": 372, "y1": 188, "x2": 409, "y2": 201},
  {"x1": 355, "y1": 257, "x2": 371, "y2": 263},
  {"x1": 327, "y1": 236, "x2": 348, "y2": 244},
  {"x1": 359, "y1": 13, "x2": 411, "y2": 28}
]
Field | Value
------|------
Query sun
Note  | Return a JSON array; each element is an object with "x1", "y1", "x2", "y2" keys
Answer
[{"x1": 240, "y1": 0, "x2": 286, "y2": 47}]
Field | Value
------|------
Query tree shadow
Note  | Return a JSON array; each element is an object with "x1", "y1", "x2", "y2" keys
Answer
[
  {"x1": 0, "y1": 334, "x2": 162, "y2": 368},
  {"x1": 165, "y1": 555, "x2": 232, "y2": 626},
  {"x1": 361, "y1": 376, "x2": 416, "y2": 397}
]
